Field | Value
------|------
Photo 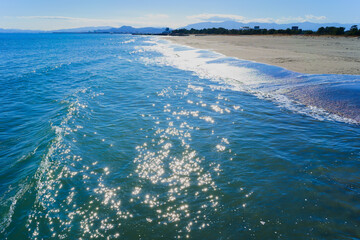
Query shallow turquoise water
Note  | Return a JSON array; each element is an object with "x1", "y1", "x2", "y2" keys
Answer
[{"x1": 0, "y1": 33, "x2": 360, "y2": 239}]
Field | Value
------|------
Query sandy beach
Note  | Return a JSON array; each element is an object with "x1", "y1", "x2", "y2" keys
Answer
[{"x1": 163, "y1": 35, "x2": 360, "y2": 75}]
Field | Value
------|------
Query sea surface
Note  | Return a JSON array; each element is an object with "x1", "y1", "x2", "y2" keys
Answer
[{"x1": 0, "y1": 33, "x2": 360, "y2": 239}]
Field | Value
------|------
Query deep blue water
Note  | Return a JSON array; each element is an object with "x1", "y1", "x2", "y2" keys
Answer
[{"x1": 0, "y1": 33, "x2": 360, "y2": 239}]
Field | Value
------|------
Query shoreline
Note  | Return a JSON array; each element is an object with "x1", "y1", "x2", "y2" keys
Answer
[{"x1": 162, "y1": 35, "x2": 360, "y2": 75}]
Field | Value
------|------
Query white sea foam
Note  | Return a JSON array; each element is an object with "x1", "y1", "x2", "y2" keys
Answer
[
  {"x1": 138, "y1": 37, "x2": 359, "y2": 124},
  {"x1": 0, "y1": 91, "x2": 89, "y2": 234},
  {"x1": 0, "y1": 181, "x2": 31, "y2": 233},
  {"x1": 188, "y1": 84, "x2": 204, "y2": 92},
  {"x1": 0, "y1": 95, "x2": 83, "y2": 234},
  {"x1": 139, "y1": 42, "x2": 262, "y2": 88},
  {"x1": 121, "y1": 39, "x2": 135, "y2": 44},
  {"x1": 255, "y1": 91, "x2": 359, "y2": 124}
]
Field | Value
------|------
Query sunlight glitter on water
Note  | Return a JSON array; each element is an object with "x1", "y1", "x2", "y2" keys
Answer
[
  {"x1": 125, "y1": 82, "x2": 244, "y2": 234},
  {"x1": 1, "y1": 34, "x2": 360, "y2": 240}
]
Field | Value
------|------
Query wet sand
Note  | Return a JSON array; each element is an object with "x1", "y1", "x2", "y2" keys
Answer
[{"x1": 163, "y1": 35, "x2": 360, "y2": 75}]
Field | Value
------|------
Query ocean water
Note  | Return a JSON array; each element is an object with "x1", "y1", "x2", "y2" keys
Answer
[{"x1": 0, "y1": 33, "x2": 359, "y2": 239}]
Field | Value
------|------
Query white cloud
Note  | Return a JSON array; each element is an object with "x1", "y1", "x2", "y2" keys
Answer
[
  {"x1": 17, "y1": 16, "x2": 79, "y2": 20},
  {"x1": 187, "y1": 13, "x2": 327, "y2": 24},
  {"x1": 17, "y1": 14, "x2": 169, "y2": 23},
  {"x1": 305, "y1": 15, "x2": 327, "y2": 21},
  {"x1": 3, "y1": 13, "x2": 328, "y2": 30},
  {"x1": 16, "y1": 16, "x2": 122, "y2": 23},
  {"x1": 8, "y1": 15, "x2": 175, "y2": 30},
  {"x1": 274, "y1": 15, "x2": 327, "y2": 23},
  {"x1": 187, "y1": 13, "x2": 247, "y2": 22}
]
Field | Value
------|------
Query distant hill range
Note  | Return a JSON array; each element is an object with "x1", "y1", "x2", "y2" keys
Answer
[
  {"x1": 0, "y1": 28, "x2": 45, "y2": 33},
  {"x1": 0, "y1": 26, "x2": 169, "y2": 34},
  {"x1": 1, "y1": 21, "x2": 358, "y2": 34},
  {"x1": 92, "y1": 26, "x2": 169, "y2": 34},
  {"x1": 0, "y1": 26, "x2": 112, "y2": 33},
  {"x1": 52, "y1": 26, "x2": 113, "y2": 33},
  {"x1": 54, "y1": 26, "x2": 169, "y2": 34},
  {"x1": 182, "y1": 21, "x2": 359, "y2": 31}
]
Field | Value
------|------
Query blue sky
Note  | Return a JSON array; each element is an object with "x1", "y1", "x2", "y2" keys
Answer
[{"x1": 1, "y1": 0, "x2": 360, "y2": 30}]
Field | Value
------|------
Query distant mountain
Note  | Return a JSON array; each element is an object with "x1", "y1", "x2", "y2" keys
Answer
[
  {"x1": 52, "y1": 26, "x2": 112, "y2": 33},
  {"x1": 0, "y1": 26, "x2": 112, "y2": 33},
  {"x1": 0, "y1": 28, "x2": 44, "y2": 33},
  {"x1": 0, "y1": 25, "x2": 169, "y2": 34},
  {"x1": 1, "y1": 22, "x2": 358, "y2": 34},
  {"x1": 93, "y1": 26, "x2": 169, "y2": 34},
  {"x1": 182, "y1": 21, "x2": 359, "y2": 31}
]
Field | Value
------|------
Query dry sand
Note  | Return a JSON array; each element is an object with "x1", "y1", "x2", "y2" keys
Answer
[{"x1": 163, "y1": 35, "x2": 360, "y2": 75}]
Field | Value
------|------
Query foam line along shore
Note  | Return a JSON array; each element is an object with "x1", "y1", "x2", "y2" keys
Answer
[{"x1": 163, "y1": 35, "x2": 360, "y2": 75}]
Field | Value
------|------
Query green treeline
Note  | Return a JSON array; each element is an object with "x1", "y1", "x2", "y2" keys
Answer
[{"x1": 171, "y1": 25, "x2": 360, "y2": 36}]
